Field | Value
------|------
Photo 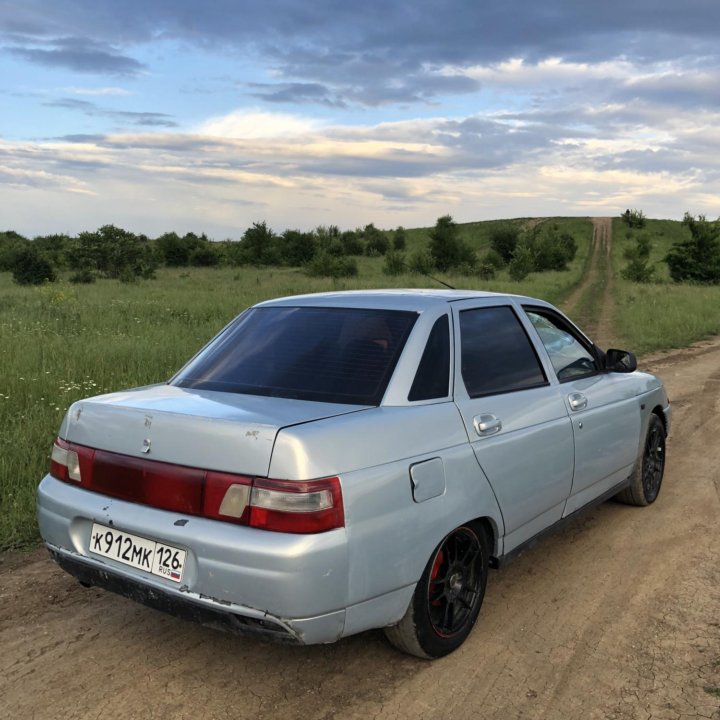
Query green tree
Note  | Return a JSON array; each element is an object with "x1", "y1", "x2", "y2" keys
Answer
[
  {"x1": 392, "y1": 226, "x2": 407, "y2": 250},
  {"x1": 11, "y1": 246, "x2": 57, "y2": 285},
  {"x1": 666, "y1": 213, "x2": 720, "y2": 283},
  {"x1": 621, "y1": 209, "x2": 646, "y2": 229},
  {"x1": 532, "y1": 224, "x2": 577, "y2": 271},
  {"x1": 0, "y1": 230, "x2": 30, "y2": 271},
  {"x1": 279, "y1": 230, "x2": 317, "y2": 265},
  {"x1": 156, "y1": 232, "x2": 191, "y2": 266},
  {"x1": 383, "y1": 249, "x2": 406, "y2": 276},
  {"x1": 68, "y1": 225, "x2": 157, "y2": 280},
  {"x1": 189, "y1": 242, "x2": 220, "y2": 266},
  {"x1": 340, "y1": 230, "x2": 364, "y2": 256},
  {"x1": 363, "y1": 223, "x2": 390, "y2": 256},
  {"x1": 241, "y1": 221, "x2": 278, "y2": 265},
  {"x1": 508, "y1": 243, "x2": 535, "y2": 281},
  {"x1": 429, "y1": 215, "x2": 471, "y2": 271},
  {"x1": 489, "y1": 224, "x2": 520, "y2": 263},
  {"x1": 622, "y1": 234, "x2": 654, "y2": 283},
  {"x1": 33, "y1": 234, "x2": 72, "y2": 269}
]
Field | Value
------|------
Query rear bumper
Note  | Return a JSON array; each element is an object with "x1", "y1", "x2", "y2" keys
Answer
[
  {"x1": 37, "y1": 474, "x2": 348, "y2": 644},
  {"x1": 48, "y1": 545, "x2": 303, "y2": 642}
]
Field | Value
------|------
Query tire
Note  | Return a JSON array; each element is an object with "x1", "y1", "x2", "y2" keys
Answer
[
  {"x1": 616, "y1": 414, "x2": 666, "y2": 506},
  {"x1": 384, "y1": 524, "x2": 489, "y2": 659}
]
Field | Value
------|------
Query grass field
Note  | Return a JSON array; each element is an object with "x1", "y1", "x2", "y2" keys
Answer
[
  {"x1": 3, "y1": 213, "x2": 720, "y2": 550},
  {"x1": 0, "y1": 217, "x2": 592, "y2": 550},
  {"x1": 612, "y1": 218, "x2": 720, "y2": 354}
]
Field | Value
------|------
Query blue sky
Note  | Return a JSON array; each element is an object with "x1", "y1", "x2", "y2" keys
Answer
[{"x1": 1, "y1": 0, "x2": 720, "y2": 238}]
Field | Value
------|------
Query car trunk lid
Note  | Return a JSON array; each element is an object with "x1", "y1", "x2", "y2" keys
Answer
[{"x1": 60, "y1": 383, "x2": 369, "y2": 477}]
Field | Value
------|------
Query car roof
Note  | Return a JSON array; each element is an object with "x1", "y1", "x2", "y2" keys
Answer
[{"x1": 255, "y1": 289, "x2": 540, "y2": 312}]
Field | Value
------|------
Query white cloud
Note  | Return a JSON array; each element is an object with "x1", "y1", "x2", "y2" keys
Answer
[
  {"x1": 196, "y1": 109, "x2": 322, "y2": 139},
  {"x1": 63, "y1": 86, "x2": 131, "y2": 96}
]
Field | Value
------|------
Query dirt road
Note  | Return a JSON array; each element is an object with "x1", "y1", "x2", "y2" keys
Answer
[
  {"x1": 3, "y1": 223, "x2": 720, "y2": 719},
  {"x1": 562, "y1": 217, "x2": 616, "y2": 349}
]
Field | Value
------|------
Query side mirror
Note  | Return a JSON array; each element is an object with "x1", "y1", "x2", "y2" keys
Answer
[{"x1": 605, "y1": 348, "x2": 637, "y2": 373}]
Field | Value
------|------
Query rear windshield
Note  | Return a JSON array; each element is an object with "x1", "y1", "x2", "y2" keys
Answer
[{"x1": 172, "y1": 306, "x2": 418, "y2": 405}]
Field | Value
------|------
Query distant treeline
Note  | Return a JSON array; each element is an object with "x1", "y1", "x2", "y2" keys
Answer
[
  {"x1": 0, "y1": 222, "x2": 402, "y2": 284},
  {"x1": 0, "y1": 215, "x2": 583, "y2": 286}
]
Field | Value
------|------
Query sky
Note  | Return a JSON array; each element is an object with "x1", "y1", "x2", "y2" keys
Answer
[{"x1": 1, "y1": 0, "x2": 720, "y2": 239}]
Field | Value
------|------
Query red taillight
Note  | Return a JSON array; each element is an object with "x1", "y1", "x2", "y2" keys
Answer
[
  {"x1": 92, "y1": 450, "x2": 206, "y2": 515},
  {"x1": 249, "y1": 477, "x2": 344, "y2": 534},
  {"x1": 48, "y1": 437, "x2": 344, "y2": 534}
]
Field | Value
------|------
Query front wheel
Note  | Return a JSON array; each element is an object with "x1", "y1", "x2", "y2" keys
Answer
[
  {"x1": 616, "y1": 414, "x2": 666, "y2": 506},
  {"x1": 384, "y1": 524, "x2": 489, "y2": 658}
]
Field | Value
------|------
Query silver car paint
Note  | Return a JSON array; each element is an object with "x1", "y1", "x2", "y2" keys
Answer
[
  {"x1": 36, "y1": 289, "x2": 671, "y2": 645},
  {"x1": 59, "y1": 386, "x2": 368, "y2": 477}
]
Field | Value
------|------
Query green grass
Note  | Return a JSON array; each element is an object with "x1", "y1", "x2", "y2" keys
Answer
[
  {"x1": 612, "y1": 218, "x2": 720, "y2": 354},
  {"x1": 0, "y1": 221, "x2": 594, "y2": 550}
]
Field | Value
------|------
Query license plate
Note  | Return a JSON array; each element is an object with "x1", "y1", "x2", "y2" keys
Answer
[{"x1": 89, "y1": 523, "x2": 187, "y2": 583}]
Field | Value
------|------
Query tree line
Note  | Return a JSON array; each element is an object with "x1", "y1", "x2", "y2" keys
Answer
[
  {"x1": 1, "y1": 216, "x2": 585, "y2": 286},
  {"x1": 620, "y1": 209, "x2": 720, "y2": 284}
]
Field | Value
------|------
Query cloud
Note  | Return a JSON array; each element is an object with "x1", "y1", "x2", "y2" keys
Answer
[
  {"x1": 6, "y1": 37, "x2": 145, "y2": 76},
  {"x1": 63, "y1": 86, "x2": 131, "y2": 96},
  {"x1": 44, "y1": 97, "x2": 177, "y2": 127},
  {"x1": 3, "y1": 96, "x2": 720, "y2": 233},
  {"x1": 3, "y1": 2, "x2": 720, "y2": 105},
  {"x1": 196, "y1": 109, "x2": 321, "y2": 139},
  {"x1": 247, "y1": 82, "x2": 346, "y2": 108}
]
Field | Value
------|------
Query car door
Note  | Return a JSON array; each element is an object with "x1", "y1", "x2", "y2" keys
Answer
[
  {"x1": 451, "y1": 300, "x2": 574, "y2": 553},
  {"x1": 522, "y1": 306, "x2": 642, "y2": 515}
]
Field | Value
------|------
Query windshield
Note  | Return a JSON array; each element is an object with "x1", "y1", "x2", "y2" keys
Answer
[{"x1": 173, "y1": 306, "x2": 418, "y2": 405}]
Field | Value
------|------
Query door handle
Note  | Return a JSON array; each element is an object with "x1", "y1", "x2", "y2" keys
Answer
[
  {"x1": 473, "y1": 414, "x2": 502, "y2": 437},
  {"x1": 568, "y1": 392, "x2": 587, "y2": 411}
]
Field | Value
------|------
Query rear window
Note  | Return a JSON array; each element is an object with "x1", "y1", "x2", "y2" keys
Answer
[{"x1": 173, "y1": 306, "x2": 418, "y2": 405}]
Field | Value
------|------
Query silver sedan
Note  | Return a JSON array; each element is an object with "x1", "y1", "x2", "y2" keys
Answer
[{"x1": 37, "y1": 290, "x2": 670, "y2": 658}]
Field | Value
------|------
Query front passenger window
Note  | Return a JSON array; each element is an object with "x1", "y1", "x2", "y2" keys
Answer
[{"x1": 526, "y1": 311, "x2": 597, "y2": 381}]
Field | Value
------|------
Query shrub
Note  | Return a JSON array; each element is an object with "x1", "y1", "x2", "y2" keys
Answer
[
  {"x1": 489, "y1": 224, "x2": 520, "y2": 263},
  {"x1": 340, "y1": 231, "x2": 364, "y2": 256},
  {"x1": 408, "y1": 249, "x2": 434, "y2": 275},
  {"x1": 278, "y1": 230, "x2": 316, "y2": 266},
  {"x1": 621, "y1": 209, "x2": 646, "y2": 229},
  {"x1": 306, "y1": 252, "x2": 358, "y2": 278},
  {"x1": 69, "y1": 268, "x2": 96, "y2": 284},
  {"x1": 11, "y1": 246, "x2": 57, "y2": 285},
  {"x1": 393, "y1": 227, "x2": 407, "y2": 250},
  {"x1": 189, "y1": 243, "x2": 221, "y2": 267},
  {"x1": 68, "y1": 225, "x2": 157, "y2": 280},
  {"x1": 429, "y1": 215, "x2": 474, "y2": 271},
  {"x1": 363, "y1": 224, "x2": 390, "y2": 256},
  {"x1": 476, "y1": 262, "x2": 496, "y2": 280},
  {"x1": 622, "y1": 235, "x2": 654, "y2": 283},
  {"x1": 532, "y1": 224, "x2": 577, "y2": 271},
  {"x1": 0, "y1": 230, "x2": 30, "y2": 271},
  {"x1": 508, "y1": 244, "x2": 535, "y2": 281},
  {"x1": 383, "y1": 250, "x2": 406, "y2": 276},
  {"x1": 666, "y1": 213, "x2": 720, "y2": 284},
  {"x1": 481, "y1": 249, "x2": 505, "y2": 269}
]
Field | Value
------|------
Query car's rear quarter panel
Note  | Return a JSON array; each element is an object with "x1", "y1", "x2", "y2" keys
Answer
[{"x1": 270, "y1": 402, "x2": 505, "y2": 621}]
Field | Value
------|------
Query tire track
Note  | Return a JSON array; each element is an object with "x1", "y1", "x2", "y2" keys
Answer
[{"x1": 562, "y1": 217, "x2": 617, "y2": 349}]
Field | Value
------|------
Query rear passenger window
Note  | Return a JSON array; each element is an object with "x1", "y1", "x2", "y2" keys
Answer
[
  {"x1": 460, "y1": 307, "x2": 547, "y2": 398},
  {"x1": 408, "y1": 315, "x2": 450, "y2": 401}
]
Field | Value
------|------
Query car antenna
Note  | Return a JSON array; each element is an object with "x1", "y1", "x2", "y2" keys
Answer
[{"x1": 401, "y1": 261, "x2": 455, "y2": 290}]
